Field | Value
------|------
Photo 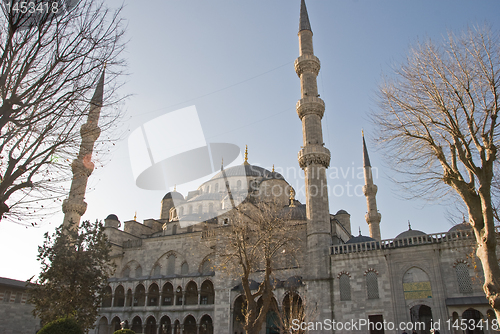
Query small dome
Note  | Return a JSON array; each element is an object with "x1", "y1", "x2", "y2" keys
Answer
[
  {"x1": 336, "y1": 209, "x2": 350, "y2": 215},
  {"x1": 448, "y1": 223, "x2": 472, "y2": 233},
  {"x1": 395, "y1": 229, "x2": 426, "y2": 239},
  {"x1": 162, "y1": 191, "x2": 184, "y2": 200},
  {"x1": 346, "y1": 235, "x2": 376, "y2": 244},
  {"x1": 105, "y1": 214, "x2": 119, "y2": 221},
  {"x1": 232, "y1": 279, "x2": 260, "y2": 291}
]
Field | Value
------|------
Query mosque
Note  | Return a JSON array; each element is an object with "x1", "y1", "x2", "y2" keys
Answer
[{"x1": 91, "y1": 1, "x2": 499, "y2": 333}]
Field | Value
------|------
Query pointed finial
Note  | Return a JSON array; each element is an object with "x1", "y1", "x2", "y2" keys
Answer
[
  {"x1": 134, "y1": 211, "x2": 137, "y2": 221},
  {"x1": 289, "y1": 187, "x2": 296, "y2": 207},
  {"x1": 272, "y1": 164, "x2": 275, "y2": 172},
  {"x1": 408, "y1": 220, "x2": 412, "y2": 230},
  {"x1": 362, "y1": 128, "x2": 364, "y2": 137},
  {"x1": 299, "y1": 0, "x2": 312, "y2": 32},
  {"x1": 362, "y1": 131, "x2": 371, "y2": 167},
  {"x1": 243, "y1": 145, "x2": 249, "y2": 165},
  {"x1": 462, "y1": 213, "x2": 466, "y2": 223},
  {"x1": 174, "y1": 185, "x2": 176, "y2": 192},
  {"x1": 359, "y1": 227, "x2": 362, "y2": 236},
  {"x1": 221, "y1": 157, "x2": 224, "y2": 171}
]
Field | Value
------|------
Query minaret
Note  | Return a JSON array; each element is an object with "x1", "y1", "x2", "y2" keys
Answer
[
  {"x1": 296, "y1": 0, "x2": 331, "y2": 278},
  {"x1": 62, "y1": 68, "x2": 105, "y2": 229},
  {"x1": 362, "y1": 131, "x2": 381, "y2": 240}
]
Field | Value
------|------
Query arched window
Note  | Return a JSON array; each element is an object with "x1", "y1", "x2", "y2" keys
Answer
[
  {"x1": 189, "y1": 206, "x2": 193, "y2": 214},
  {"x1": 208, "y1": 203, "x2": 214, "y2": 213},
  {"x1": 152, "y1": 264, "x2": 161, "y2": 277},
  {"x1": 179, "y1": 207, "x2": 184, "y2": 216},
  {"x1": 339, "y1": 274, "x2": 351, "y2": 301},
  {"x1": 162, "y1": 283, "x2": 173, "y2": 306},
  {"x1": 3, "y1": 291, "x2": 11, "y2": 303},
  {"x1": 114, "y1": 286, "x2": 125, "y2": 307},
  {"x1": 167, "y1": 254, "x2": 176, "y2": 275},
  {"x1": 198, "y1": 205, "x2": 203, "y2": 214},
  {"x1": 181, "y1": 262, "x2": 189, "y2": 275},
  {"x1": 215, "y1": 183, "x2": 219, "y2": 193},
  {"x1": 102, "y1": 286, "x2": 112, "y2": 307},
  {"x1": 366, "y1": 271, "x2": 379, "y2": 299},
  {"x1": 185, "y1": 281, "x2": 198, "y2": 305},
  {"x1": 206, "y1": 185, "x2": 210, "y2": 193},
  {"x1": 135, "y1": 265, "x2": 142, "y2": 278},
  {"x1": 236, "y1": 180, "x2": 242, "y2": 190},
  {"x1": 169, "y1": 207, "x2": 177, "y2": 221},
  {"x1": 456, "y1": 262, "x2": 473, "y2": 294},
  {"x1": 134, "y1": 284, "x2": 145, "y2": 306},
  {"x1": 122, "y1": 267, "x2": 130, "y2": 278},
  {"x1": 147, "y1": 283, "x2": 159, "y2": 306},
  {"x1": 172, "y1": 224, "x2": 177, "y2": 235},
  {"x1": 200, "y1": 256, "x2": 214, "y2": 274},
  {"x1": 200, "y1": 280, "x2": 214, "y2": 305}
]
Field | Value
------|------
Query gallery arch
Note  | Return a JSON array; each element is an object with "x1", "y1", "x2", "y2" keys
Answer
[{"x1": 114, "y1": 285, "x2": 125, "y2": 307}]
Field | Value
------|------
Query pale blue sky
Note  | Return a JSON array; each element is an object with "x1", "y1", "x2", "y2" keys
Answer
[{"x1": 2, "y1": 0, "x2": 500, "y2": 281}]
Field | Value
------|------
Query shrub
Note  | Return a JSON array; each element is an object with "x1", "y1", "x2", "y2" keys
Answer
[
  {"x1": 113, "y1": 330, "x2": 136, "y2": 334},
  {"x1": 38, "y1": 317, "x2": 83, "y2": 334}
]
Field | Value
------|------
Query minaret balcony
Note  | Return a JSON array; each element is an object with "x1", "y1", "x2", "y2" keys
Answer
[
  {"x1": 296, "y1": 97, "x2": 325, "y2": 119},
  {"x1": 295, "y1": 54, "x2": 320, "y2": 76},
  {"x1": 298, "y1": 145, "x2": 330, "y2": 169}
]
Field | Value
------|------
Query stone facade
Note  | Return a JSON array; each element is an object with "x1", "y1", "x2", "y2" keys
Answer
[
  {"x1": 0, "y1": 277, "x2": 40, "y2": 334},
  {"x1": 93, "y1": 1, "x2": 499, "y2": 334}
]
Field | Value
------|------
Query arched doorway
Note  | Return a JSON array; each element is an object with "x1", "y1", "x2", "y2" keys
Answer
[
  {"x1": 462, "y1": 308, "x2": 484, "y2": 334},
  {"x1": 97, "y1": 317, "x2": 108, "y2": 334},
  {"x1": 173, "y1": 319, "x2": 181, "y2": 334},
  {"x1": 199, "y1": 315, "x2": 213, "y2": 334},
  {"x1": 145, "y1": 316, "x2": 157, "y2": 334},
  {"x1": 160, "y1": 315, "x2": 172, "y2": 334},
  {"x1": 410, "y1": 305, "x2": 432, "y2": 333},
  {"x1": 257, "y1": 297, "x2": 279, "y2": 334},
  {"x1": 283, "y1": 292, "x2": 305, "y2": 333},
  {"x1": 232, "y1": 295, "x2": 246, "y2": 334},
  {"x1": 111, "y1": 317, "x2": 121, "y2": 332},
  {"x1": 131, "y1": 316, "x2": 142, "y2": 333},
  {"x1": 183, "y1": 315, "x2": 197, "y2": 334}
]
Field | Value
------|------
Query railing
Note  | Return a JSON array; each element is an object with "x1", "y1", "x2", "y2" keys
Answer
[
  {"x1": 331, "y1": 229, "x2": 483, "y2": 255},
  {"x1": 123, "y1": 239, "x2": 142, "y2": 248},
  {"x1": 202, "y1": 230, "x2": 216, "y2": 239}
]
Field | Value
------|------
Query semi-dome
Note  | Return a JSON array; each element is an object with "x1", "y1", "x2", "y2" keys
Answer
[
  {"x1": 105, "y1": 214, "x2": 119, "y2": 221},
  {"x1": 211, "y1": 164, "x2": 283, "y2": 180},
  {"x1": 162, "y1": 191, "x2": 185, "y2": 200},
  {"x1": 346, "y1": 235, "x2": 376, "y2": 244},
  {"x1": 395, "y1": 229, "x2": 426, "y2": 239},
  {"x1": 448, "y1": 223, "x2": 472, "y2": 233},
  {"x1": 336, "y1": 209, "x2": 350, "y2": 215}
]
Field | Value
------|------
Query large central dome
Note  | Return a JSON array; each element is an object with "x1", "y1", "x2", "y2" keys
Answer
[{"x1": 210, "y1": 164, "x2": 283, "y2": 180}]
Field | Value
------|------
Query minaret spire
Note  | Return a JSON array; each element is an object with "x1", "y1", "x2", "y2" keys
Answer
[
  {"x1": 362, "y1": 131, "x2": 381, "y2": 240},
  {"x1": 62, "y1": 68, "x2": 105, "y2": 229},
  {"x1": 299, "y1": 0, "x2": 311, "y2": 32},
  {"x1": 295, "y1": 0, "x2": 331, "y2": 277}
]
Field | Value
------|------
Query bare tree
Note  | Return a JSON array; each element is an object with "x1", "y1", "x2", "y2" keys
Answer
[
  {"x1": 372, "y1": 26, "x2": 500, "y2": 319},
  {"x1": 215, "y1": 198, "x2": 302, "y2": 334},
  {"x1": 0, "y1": 0, "x2": 126, "y2": 225}
]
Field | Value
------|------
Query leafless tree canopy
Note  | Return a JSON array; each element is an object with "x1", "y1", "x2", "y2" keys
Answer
[
  {"x1": 373, "y1": 25, "x2": 500, "y2": 319},
  {"x1": 216, "y1": 199, "x2": 302, "y2": 334},
  {"x1": 0, "y1": 0, "x2": 126, "y2": 224}
]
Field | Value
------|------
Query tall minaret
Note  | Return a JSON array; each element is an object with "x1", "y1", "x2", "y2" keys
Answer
[
  {"x1": 296, "y1": 0, "x2": 331, "y2": 278},
  {"x1": 62, "y1": 68, "x2": 105, "y2": 229},
  {"x1": 362, "y1": 131, "x2": 381, "y2": 240}
]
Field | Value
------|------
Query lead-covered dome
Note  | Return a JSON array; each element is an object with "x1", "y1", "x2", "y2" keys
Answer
[
  {"x1": 395, "y1": 229, "x2": 426, "y2": 239},
  {"x1": 211, "y1": 164, "x2": 283, "y2": 180},
  {"x1": 162, "y1": 191, "x2": 185, "y2": 200}
]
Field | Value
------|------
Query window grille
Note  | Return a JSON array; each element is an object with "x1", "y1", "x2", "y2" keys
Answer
[
  {"x1": 366, "y1": 271, "x2": 379, "y2": 299},
  {"x1": 455, "y1": 263, "x2": 473, "y2": 294},
  {"x1": 339, "y1": 274, "x2": 351, "y2": 301}
]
